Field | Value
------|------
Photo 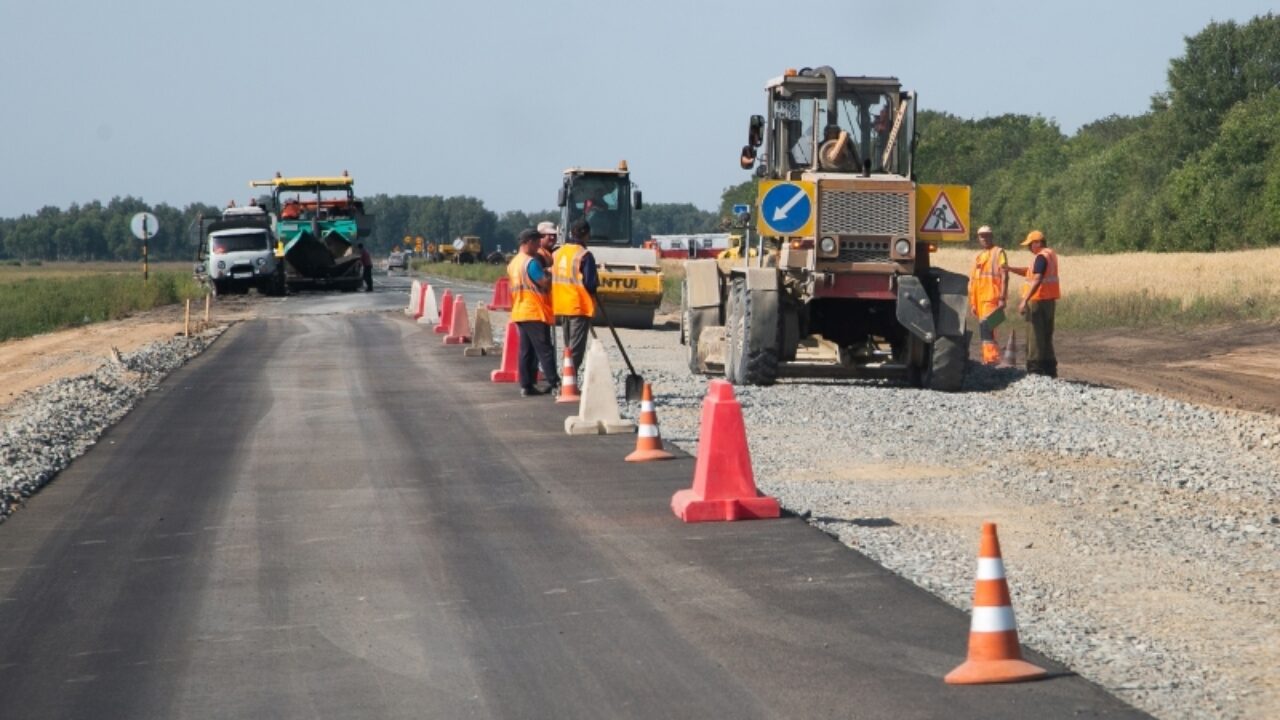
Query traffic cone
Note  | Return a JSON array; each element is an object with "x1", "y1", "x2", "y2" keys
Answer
[
  {"x1": 444, "y1": 298, "x2": 472, "y2": 345},
  {"x1": 555, "y1": 348, "x2": 581, "y2": 404},
  {"x1": 671, "y1": 380, "x2": 779, "y2": 522},
  {"x1": 626, "y1": 383, "x2": 674, "y2": 462},
  {"x1": 490, "y1": 321, "x2": 520, "y2": 383},
  {"x1": 998, "y1": 330, "x2": 1017, "y2": 368},
  {"x1": 434, "y1": 290, "x2": 454, "y2": 335},
  {"x1": 945, "y1": 522, "x2": 1047, "y2": 685},
  {"x1": 406, "y1": 279, "x2": 422, "y2": 316},
  {"x1": 487, "y1": 276, "x2": 513, "y2": 311},
  {"x1": 417, "y1": 284, "x2": 439, "y2": 325}
]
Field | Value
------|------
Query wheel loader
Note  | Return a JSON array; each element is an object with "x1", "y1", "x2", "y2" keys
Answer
[{"x1": 682, "y1": 67, "x2": 973, "y2": 390}]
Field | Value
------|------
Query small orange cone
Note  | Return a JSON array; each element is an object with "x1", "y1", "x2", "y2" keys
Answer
[
  {"x1": 671, "y1": 380, "x2": 779, "y2": 522},
  {"x1": 443, "y1": 297, "x2": 472, "y2": 345},
  {"x1": 487, "y1": 276, "x2": 513, "y2": 311},
  {"x1": 626, "y1": 383, "x2": 674, "y2": 462},
  {"x1": 491, "y1": 321, "x2": 520, "y2": 383},
  {"x1": 998, "y1": 330, "x2": 1017, "y2": 368},
  {"x1": 556, "y1": 348, "x2": 581, "y2": 404},
  {"x1": 434, "y1": 290, "x2": 454, "y2": 335},
  {"x1": 945, "y1": 522, "x2": 1047, "y2": 685}
]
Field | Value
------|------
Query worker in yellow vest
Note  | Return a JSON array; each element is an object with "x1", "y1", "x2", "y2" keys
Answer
[
  {"x1": 1008, "y1": 230, "x2": 1061, "y2": 378},
  {"x1": 968, "y1": 225, "x2": 1009, "y2": 365},
  {"x1": 507, "y1": 229, "x2": 561, "y2": 397},
  {"x1": 551, "y1": 219, "x2": 600, "y2": 380}
]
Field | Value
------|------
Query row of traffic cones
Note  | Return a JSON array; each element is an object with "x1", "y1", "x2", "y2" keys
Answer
[{"x1": 415, "y1": 280, "x2": 1045, "y2": 686}]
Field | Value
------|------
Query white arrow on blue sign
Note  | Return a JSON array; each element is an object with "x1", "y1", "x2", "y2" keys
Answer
[{"x1": 760, "y1": 183, "x2": 811, "y2": 234}]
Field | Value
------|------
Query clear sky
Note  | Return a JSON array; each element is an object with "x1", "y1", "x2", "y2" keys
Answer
[{"x1": 1, "y1": 1, "x2": 1272, "y2": 218}]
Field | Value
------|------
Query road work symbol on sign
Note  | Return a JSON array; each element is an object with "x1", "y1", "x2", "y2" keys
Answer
[
  {"x1": 757, "y1": 180, "x2": 816, "y2": 237},
  {"x1": 920, "y1": 191, "x2": 965, "y2": 235}
]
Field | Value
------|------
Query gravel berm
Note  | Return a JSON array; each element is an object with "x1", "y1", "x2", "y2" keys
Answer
[
  {"x1": 590, "y1": 314, "x2": 1278, "y2": 720},
  {"x1": 0, "y1": 328, "x2": 225, "y2": 522}
]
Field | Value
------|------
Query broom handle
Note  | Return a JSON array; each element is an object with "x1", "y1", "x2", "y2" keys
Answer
[{"x1": 595, "y1": 300, "x2": 638, "y2": 376}]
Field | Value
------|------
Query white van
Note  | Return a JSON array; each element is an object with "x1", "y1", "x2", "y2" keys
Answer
[{"x1": 196, "y1": 206, "x2": 283, "y2": 295}]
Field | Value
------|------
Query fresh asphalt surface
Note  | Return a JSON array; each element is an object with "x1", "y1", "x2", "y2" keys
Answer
[{"x1": 0, "y1": 276, "x2": 1147, "y2": 719}]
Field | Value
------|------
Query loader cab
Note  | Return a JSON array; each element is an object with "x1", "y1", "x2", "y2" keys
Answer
[
  {"x1": 557, "y1": 163, "x2": 642, "y2": 246},
  {"x1": 748, "y1": 72, "x2": 915, "y2": 181}
]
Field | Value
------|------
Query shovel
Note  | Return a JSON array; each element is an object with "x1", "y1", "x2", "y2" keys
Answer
[{"x1": 593, "y1": 301, "x2": 645, "y2": 402}]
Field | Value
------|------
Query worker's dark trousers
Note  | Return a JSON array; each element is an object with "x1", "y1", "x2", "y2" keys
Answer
[
  {"x1": 1026, "y1": 299, "x2": 1057, "y2": 377},
  {"x1": 516, "y1": 321, "x2": 560, "y2": 390},
  {"x1": 362, "y1": 266, "x2": 373, "y2": 291},
  {"x1": 560, "y1": 316, "x2": 592, "y2": 383}
]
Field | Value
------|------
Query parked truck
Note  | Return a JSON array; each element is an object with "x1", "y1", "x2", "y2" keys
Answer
[
  {"x1": 557, "y1": 161, "x2": 663, "y2": 329},
  {"x1": 682, "y1": 67, "x2": 972, "y2": 390},
  {"x1": 249, "y1": 172, "x2": 373, "y2": 292},
  {"x1": 193, "y1": 203, "x2": 284, "y2": 296}
]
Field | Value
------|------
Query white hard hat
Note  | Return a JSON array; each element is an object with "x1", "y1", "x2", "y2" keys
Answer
[{"x1": 977, "y1": 225, "x2": 993, "y2": 236}]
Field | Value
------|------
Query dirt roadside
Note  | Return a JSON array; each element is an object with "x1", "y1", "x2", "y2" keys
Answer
[{"x1": 0, "y1": 296, "x2": 258, "y2": 411}]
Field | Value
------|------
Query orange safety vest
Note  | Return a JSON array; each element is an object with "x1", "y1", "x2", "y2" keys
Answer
[
  {"x1": 508, "y1": 254, "x2": 553, "y2": 324},
  {"x1": 1022, "y1": 248, "x2": 1061, "y2": 301},
  {"x1": 551, "y1": 244, "x2": 596, "y2": 318},
  {"x1": 969, "y1": 246, "x2": 1007, "y2": 317}
]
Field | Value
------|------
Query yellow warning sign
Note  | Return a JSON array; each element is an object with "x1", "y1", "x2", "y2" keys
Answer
[{"x1": 916, "y1": 184, "x2": 971, "y2": 242}]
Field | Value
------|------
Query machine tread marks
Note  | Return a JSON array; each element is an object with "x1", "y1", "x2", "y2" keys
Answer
[{"x1": 726, "y1": 275, "x2": 779, "y2": 386}]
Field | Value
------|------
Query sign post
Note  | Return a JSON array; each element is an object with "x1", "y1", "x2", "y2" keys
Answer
[{"x1": 130, "y1": 212, "x2": 160, "y2": 282}]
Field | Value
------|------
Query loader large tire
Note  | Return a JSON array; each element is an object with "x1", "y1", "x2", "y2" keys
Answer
[
  {"x1": 926, "y1": 332, "x2": 970, "y2": 392},
  {"x1": 725, "y1": 275, "x2": 779, "y2": 386}
]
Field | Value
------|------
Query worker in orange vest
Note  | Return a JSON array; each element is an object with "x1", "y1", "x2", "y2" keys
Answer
[
  {"x1": 507, "y1": 229, "x2": 561, "y2": 397},
  {"x1": 1008, "y1": 230, "x2": 1061, "y2": 377},
  {"x1": 551, "y1": 218, "x2": 599, "y2": 379},
  {"x1": 536, "y1": 221, "x2": 558, "y2": 269},
  {"x1": 968, "y1": 225, "x2": 1009, "y2": 365}
]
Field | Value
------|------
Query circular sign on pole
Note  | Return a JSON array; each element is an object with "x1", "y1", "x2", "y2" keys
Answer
[{"x1": 130, "y1": 212, "x2": 160, "y2": 240}]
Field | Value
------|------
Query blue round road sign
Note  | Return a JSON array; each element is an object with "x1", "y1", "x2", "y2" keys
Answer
[{"x1": 760, "y1": 183, "x2": 812, "y2": 235}]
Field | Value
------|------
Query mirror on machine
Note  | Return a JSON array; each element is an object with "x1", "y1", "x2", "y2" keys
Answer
[
  {"x1": 557, "y1": 186, "x2": 567, "y2": 208},
  {"x1": 633, "y1": 189, "x2": 643, "y2": 211},
  {"x1": 748, "y1": 115, "x2": 764, "y2": 147}
]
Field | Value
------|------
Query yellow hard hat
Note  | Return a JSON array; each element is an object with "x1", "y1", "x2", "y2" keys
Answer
[{"x1": 1021, "y1": 230, "x2": 1045, "y2": 246}]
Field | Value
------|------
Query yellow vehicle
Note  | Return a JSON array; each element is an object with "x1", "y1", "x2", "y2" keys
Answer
[
  {"x1": 439, "y1": 235, "x2": 482, "y2": 264},
  {"x1": 557, "y1": 161, "x2": 662, "y2": 329},
  {"x1": 716, "y1": 234, "x2": 762, "y2": 261},
  {"x1": 683, "y1": 67, "x2": 973, "y2": 390}
]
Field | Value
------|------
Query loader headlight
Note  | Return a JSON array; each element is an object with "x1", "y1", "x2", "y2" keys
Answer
[
  {"x1": 894, "y1": 239, "x2": 912, "y2": 257},
  {"x1": 819, "y1": 237, "x2": 837, "y2": 254},
  {"x1": 256, "y1": 257, "x2": 266, "y2": 266}
]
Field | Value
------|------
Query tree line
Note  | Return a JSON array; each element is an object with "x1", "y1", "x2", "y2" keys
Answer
[{"x1": 3, "y1": 14, "x2": 1277, "y2": 260}]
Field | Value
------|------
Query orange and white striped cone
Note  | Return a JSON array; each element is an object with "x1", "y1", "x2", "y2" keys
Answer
[
  {"x1": 945, "y1": 522, "x2": 1047, "y2": 685},
  {"x1": 626, "y1": 383, "x2": 674, "y2": 462},
  {"x1": 556, "y1": 348, "x2": 581, "y2": 405}
]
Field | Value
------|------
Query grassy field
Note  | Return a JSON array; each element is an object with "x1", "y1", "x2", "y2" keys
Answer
[
  {"x1": 0, "y1": 262, "x2": 205, "y2": 342},
  {"x1": 657, "y1": 247, "x2": 1280, "y2": 330},
  {"x1": 411, "y1": 260, "x2": 507, "y2": 284}
]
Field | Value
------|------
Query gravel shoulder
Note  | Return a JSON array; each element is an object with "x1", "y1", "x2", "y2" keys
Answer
[{"x1": 606, "y1": 313, "x2": 1278, "y2": 720}]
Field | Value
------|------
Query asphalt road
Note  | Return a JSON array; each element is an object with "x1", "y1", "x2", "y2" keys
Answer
[{"x1": 0, "y1": 289, "x2": 1148, "y2": 719}]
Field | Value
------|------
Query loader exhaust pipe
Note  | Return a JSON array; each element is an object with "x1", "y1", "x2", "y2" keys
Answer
[{"x1": 802, "y1": 66, "x2": 839, "y2": 129}]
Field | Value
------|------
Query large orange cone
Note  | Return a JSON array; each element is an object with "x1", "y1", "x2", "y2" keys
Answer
[
  {"x1": 626, "y1": 383, "x2": 674, "y2": 462},
  {"x1": 443, "y1": 297, "x2": 472, "y2": 345},
  {"x1": 490, "y1": 321, "x2": 520, "y2": 383},
  {"x1": 945, "y1": 522, "x2": 1047, "y2": 685},
  {"x1": 434, "y1": 290, "x2": 454, "y2": 335},
  {"x1": 997, "y1": 330, "x2": 1017, "y2": 368},
  {"x1": 671, "y1": 380, "x2": 779, "y2": 522},
  {"x1": 555, "y1": 348, "x2": 581, "y2": 404},
  {"x1": 487, "y1": 276, "x2": 513, "y2": 311}
]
